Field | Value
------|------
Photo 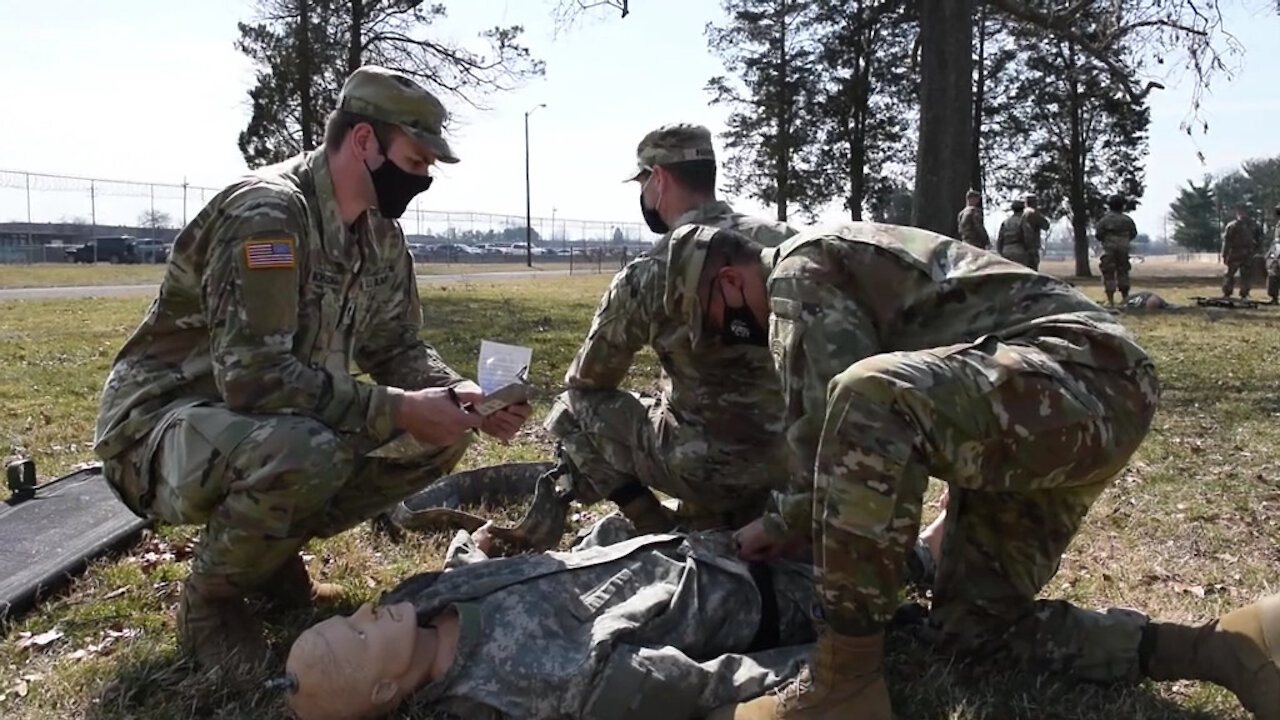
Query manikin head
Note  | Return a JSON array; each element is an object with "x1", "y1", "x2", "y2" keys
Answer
[
  {"x1": 624, "y1": 124, "x2": 719, "y2": 235},
  {"x1": 284, "y1": 602, "x2": 426, "y2": 720},
  {"x1": 664, "y1": 225, "x2": 770, "y2": 348},
  {"x1": 325, "y1": 65, "x2": 459, "y2": 225}
]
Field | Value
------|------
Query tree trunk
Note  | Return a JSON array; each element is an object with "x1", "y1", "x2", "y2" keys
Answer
[
  {"x1": 347, "y1": 0, "x2": 364, "y2": 73},
  {"x1": 914, "y1": 0, "x2": 974, "y2": 236},
  {"x1": 775, "y1": 0, "x2": 790, "y2": 222},
  {"x1": 296, "y1": 0, "x2": 315, "y2": 150},
  {"x1": 1067, "y1": 40, "x2": 1091, "y2": 277},
  {"x1": 970, "y1": 5, "x2": 986, "y2": 193}
]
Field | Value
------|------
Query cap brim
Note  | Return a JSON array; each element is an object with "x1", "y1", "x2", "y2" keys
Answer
[
  {"x1": 622, "y1": 164, "x2": 649, "y2": 183},
  {"x1": 404, "y1": 126, "x2": 460, "y2": 164}
]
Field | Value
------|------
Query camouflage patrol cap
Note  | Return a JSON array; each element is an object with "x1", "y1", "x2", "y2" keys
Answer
[
  {"x1": 663, "y1": 223, "x2": 731, "y2": 342},
  {"x1": 623, "y1": 124, "x2": 717, "y2": 182},
  {"x1": 338, "y1": 65, "x2": 459, "y2": 164}
]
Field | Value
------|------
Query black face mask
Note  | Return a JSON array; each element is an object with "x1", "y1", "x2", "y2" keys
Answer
[
  {"x1": 716, "y1": 279, "x2": 768, "y2": 346},
  {"x1": 366, "y1": 141, "x2": 433, "y2": 220},
  {"x1": 640, "y1": 193, "x2": 669, "y2": 234}
]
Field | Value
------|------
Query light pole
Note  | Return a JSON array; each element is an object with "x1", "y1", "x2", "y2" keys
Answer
[
  {"x1": 524, "y1": 103, "x2": 546, "y2": 268},
  {"x1": 552, "y1": 207, "x2": 559, "y2": 251}
]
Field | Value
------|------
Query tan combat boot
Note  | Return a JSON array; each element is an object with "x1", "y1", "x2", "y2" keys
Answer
[
  {"x1": 1146, "y1": 593, "x2": 1280, "y2": 720},
  {"x1": 261, "y1": 553, "x2": 345, "y2": 610},
  {"x1": 176, "y1": 573, "x2": 270, "y2": 670},
  {"x1": 708, "y1": 629, "x2": 892, "y2": 720}
]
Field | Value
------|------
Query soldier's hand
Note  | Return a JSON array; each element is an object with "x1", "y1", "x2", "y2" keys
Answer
[
  {"x1": 481, "y1": 403, "x2": 531, "y2": 443},
  {"x1": 395, "y1": 387, "x2": 483, "y2": 446}
]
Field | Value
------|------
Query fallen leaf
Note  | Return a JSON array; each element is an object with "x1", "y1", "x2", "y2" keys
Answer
[
  {"x1": 364, "y1": 576, "x2": 377, "y2": 589},
  {"x1": 14, "y1": 680, "x2": 27, "y2": 698},
  {"x1": 15, "y1": 629, "x2": 63, "y2": 649}
]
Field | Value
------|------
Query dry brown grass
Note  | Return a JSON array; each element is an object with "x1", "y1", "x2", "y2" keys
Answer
[{"x1": 1, "y1": 273, "x2": 1277, "y2": 719}]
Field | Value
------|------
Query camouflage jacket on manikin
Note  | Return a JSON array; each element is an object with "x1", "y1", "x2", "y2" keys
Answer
[
  {"x1": 1094, "y1": 210, "x2": 1137, "y2": 253},
  {"x1": 1222, "y1": 219, "x2": 1259, "y2": 261},
  {"x1": 956, "y1": 205, "x2": 989, "y2": 249},
  {"x1": 563, "y1": 200, "x2": 798, "y2": 496},
  {"x1": 94, "y1": 149, "x2": 463, "y2": 460},
  {"x1": 757, "y1": 223, "x2": 1151, "y2": 533},
  {"x1": 378, "y1": 516, "x2": 814, "y2": 720},
  {"x1": 1020, "y1": 206, "x2": 1052, "y2": 252}
]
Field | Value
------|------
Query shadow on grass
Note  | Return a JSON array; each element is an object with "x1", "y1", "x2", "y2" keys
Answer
[{"x1": 885, "y1": 631, "x2": 1227, "y2": 720}]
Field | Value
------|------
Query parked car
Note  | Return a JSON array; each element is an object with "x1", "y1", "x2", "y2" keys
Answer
[
  {"x1": 134, "y1": 238, "x2": 171, "y2": 264},
  {"x1": 66, "y1": 236, "x2": 140, "y2": 264}
]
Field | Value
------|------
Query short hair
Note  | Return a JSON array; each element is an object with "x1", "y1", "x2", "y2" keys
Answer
[
  {"x1": 1107, "y1": 194, "x2": 1127, "y2": 212},
  {"x1": 323, "y1": 109, "x2": 399, "y2": 152},
  {"x1": 657, "y1": 159, "x2": 717, "y2": 196},
  {"x1": 697, "y1": 230, "x2": 763, "y2": 319}
]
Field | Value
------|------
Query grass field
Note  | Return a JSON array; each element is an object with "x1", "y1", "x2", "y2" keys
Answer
[
  {"x1": 0, "y1": 262, "x2": 584, "y2": 289},
  {"x1": 1, "y1": 273, "x2": 1278, "y2": 719}
]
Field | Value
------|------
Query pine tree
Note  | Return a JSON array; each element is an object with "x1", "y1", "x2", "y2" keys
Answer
[
  {"x1": 1170, "y1": 178, "x2": 1219, "y2": 252},
  {"x1": 705, "y1": 0, "x2": 828, "y2": 222},
  {"x1": 235, "y1": 0, "x2": 545, "y2": 167}
]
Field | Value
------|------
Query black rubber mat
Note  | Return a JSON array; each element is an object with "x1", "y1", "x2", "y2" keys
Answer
[{"x1": 0, "y1": 465, "x2": 148, "y2": 619}]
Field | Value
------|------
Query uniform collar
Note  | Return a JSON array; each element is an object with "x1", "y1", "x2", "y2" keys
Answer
[{"x1": 308, "y1": 149, "x2": 371, "y2": 262}]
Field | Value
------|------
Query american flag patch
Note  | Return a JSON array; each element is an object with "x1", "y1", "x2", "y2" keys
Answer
[{"x1": 243, "y1": 238, "x2": 296, "y2": 269}]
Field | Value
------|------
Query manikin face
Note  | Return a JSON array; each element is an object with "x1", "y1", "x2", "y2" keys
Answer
[{"x1": 286, "y1": 602, "x2": 420, "y2": 720}]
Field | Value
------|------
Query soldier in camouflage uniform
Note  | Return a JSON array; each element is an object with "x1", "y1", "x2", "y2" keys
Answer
[
  {"x1": 1267, "y1": 205, "x2": 1280, "y2": 305},
  {"x1": 543, "y1": 124, "x2": 798, "y2": 535},
  {"x1": 284, "y1": 515, "x2": 816, "y2": 720},
  {"x1": 1021, "y1": 192, "x2": 1052, "y2": 270},
  {"x1": 93, "y1": 66, "x2": 530, "y2": 670},
  {"x1": 1222, "y1": 204, "x2": 1259, "y2": 299},
  {"x1": 996, "y1": 198, "x2": 1029, "y2": 267},
  {"x1": 956, "y1": 189, "x2": 989, "y2": 249},
  {"x1": 663, "y1": 223, "x2": 1280, "y2": 720},
  {"x1": 1094, "y1": 193, "x2": 1138, "y2": 306}
]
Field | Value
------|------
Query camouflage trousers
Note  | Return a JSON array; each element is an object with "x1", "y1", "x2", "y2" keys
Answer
[
  {"x1": 103, "y1": 403, "x2": 469, "y2": 590},
  {"x1": 1099, "y1": 248, "x2": 1131, "y2": 296},
  {"x1": 1222, "y1": 258, "x2": 1252, "y2": 297},
  {"x1": 1000, "y1": 245, "x2": 1040, "y2": 271},
  {"x1": 544, "y1": 389, "x2": 770, "y2": 528},
  {"x1": 813, "y1": 337, "x2": 1160, "y2": 682}
]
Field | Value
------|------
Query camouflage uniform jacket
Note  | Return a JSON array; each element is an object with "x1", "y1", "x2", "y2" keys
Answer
[
  {"x1": 380, "y1": 519, "x2": 814, "y2": 719},
  {"x1": 1222, "y1": 219, "x2": 1259, "y2": 261},
  {"x1": 94, "y1": 149, "x2": 462, "y2": 461},
  {"x1": 563, "y1": 201, "x2": 798, "y2": 499},
  {"x1": 1021, "y1": 207, "x2": 1052, "y2": 252},
  {"x1": 761, "y1": 223, "x2": 1151, "y2": 534},
  {"x1": 956, "y1": 205, "x2": 989, "y2": 249},
  {"x1": 996, "y1": 213, "x2": 1026, "y2": 255},
  {"x1": 1094, "y1": 211, "x2": 1137, "y2": 253}
]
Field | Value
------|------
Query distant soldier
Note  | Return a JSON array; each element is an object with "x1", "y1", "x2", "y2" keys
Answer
[
  {"x1": 1221, "y1": 204, "x2": 1259, "y2": 299},
  {"x1": 1094, "y1": 193, "x2": 1138, "y2": 306},
  {"x1": 956, "y1": 189, "x2": 989, "y2": 249},
  {"x1": 1021, "y1": 193, "x2": 1052, "y2": 270},
  {"x1": 1267, "y1": 204, "x2": 1280, "y2": 305},
  {"x1": 996, "y1": 198, "x2": 1030, "y2": 267}
]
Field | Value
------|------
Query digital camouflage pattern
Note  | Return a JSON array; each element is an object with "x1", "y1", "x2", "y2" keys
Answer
[
  {"x1": 622, "y1": 123, "x2": 717, "y2": 182},
  {"x1": 1222, "y1": 218, "x2": 1259, "y2": 298},
  {"x1": 380, "y1": 516, "x2": 815, "y2": 719},
  {"x1": 956, "y1": 205, "x2": 989, "y2": 249},
  {"x1": 544, "y1": 200, "x2": 797, "y2": 520},
  {"x1": 95, "y1": 148, "x2": 470, "y2": 589},
  {"x1": 668, "y1": 221, "x2": 1161, "y2": 682},
  {"x1": 1094, "y1": 210, "x2": 1138, "y2": 297}
]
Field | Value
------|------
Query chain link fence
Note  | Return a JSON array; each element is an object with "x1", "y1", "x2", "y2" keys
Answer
[{"x1": 0, "y1": 169, "x2": 656, "y2": 270}]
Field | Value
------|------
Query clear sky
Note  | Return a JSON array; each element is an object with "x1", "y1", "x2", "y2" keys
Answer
[{"x1": 1, "y1": 0, "x2": 1276, "y2": 239}]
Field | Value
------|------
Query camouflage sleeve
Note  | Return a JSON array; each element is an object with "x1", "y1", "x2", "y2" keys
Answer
[
  {"x1": 957, "y1": 209, "x2": 975, "y2": 243},
  {"x1": 203, "y1": 186, "x2": 400, "y2": 438},
  {"x1": 355, "y1": 244, "x2": 465, "y2": 390},
  {"x1": 1123, "y1": 215, "x2": 1138, "y2": 240},
  {"x1": 1030, "y1": 209, "x2": 1051, "y2": 231},
  {"x1": 563, "y1": 261, "x2": 653, "y2": 389},
  {"x1": 764, "y1": 253, "x2": 883, "y2": 536}
]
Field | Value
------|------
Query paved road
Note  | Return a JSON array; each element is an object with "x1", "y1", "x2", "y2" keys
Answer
[{"x1": 0, "y1": 268, "x2": 578, "y2": 301}]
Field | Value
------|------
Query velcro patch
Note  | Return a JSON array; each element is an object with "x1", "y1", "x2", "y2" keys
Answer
[{"x1": 243, "y1": 238, "x2": 296, "y2": 269}]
